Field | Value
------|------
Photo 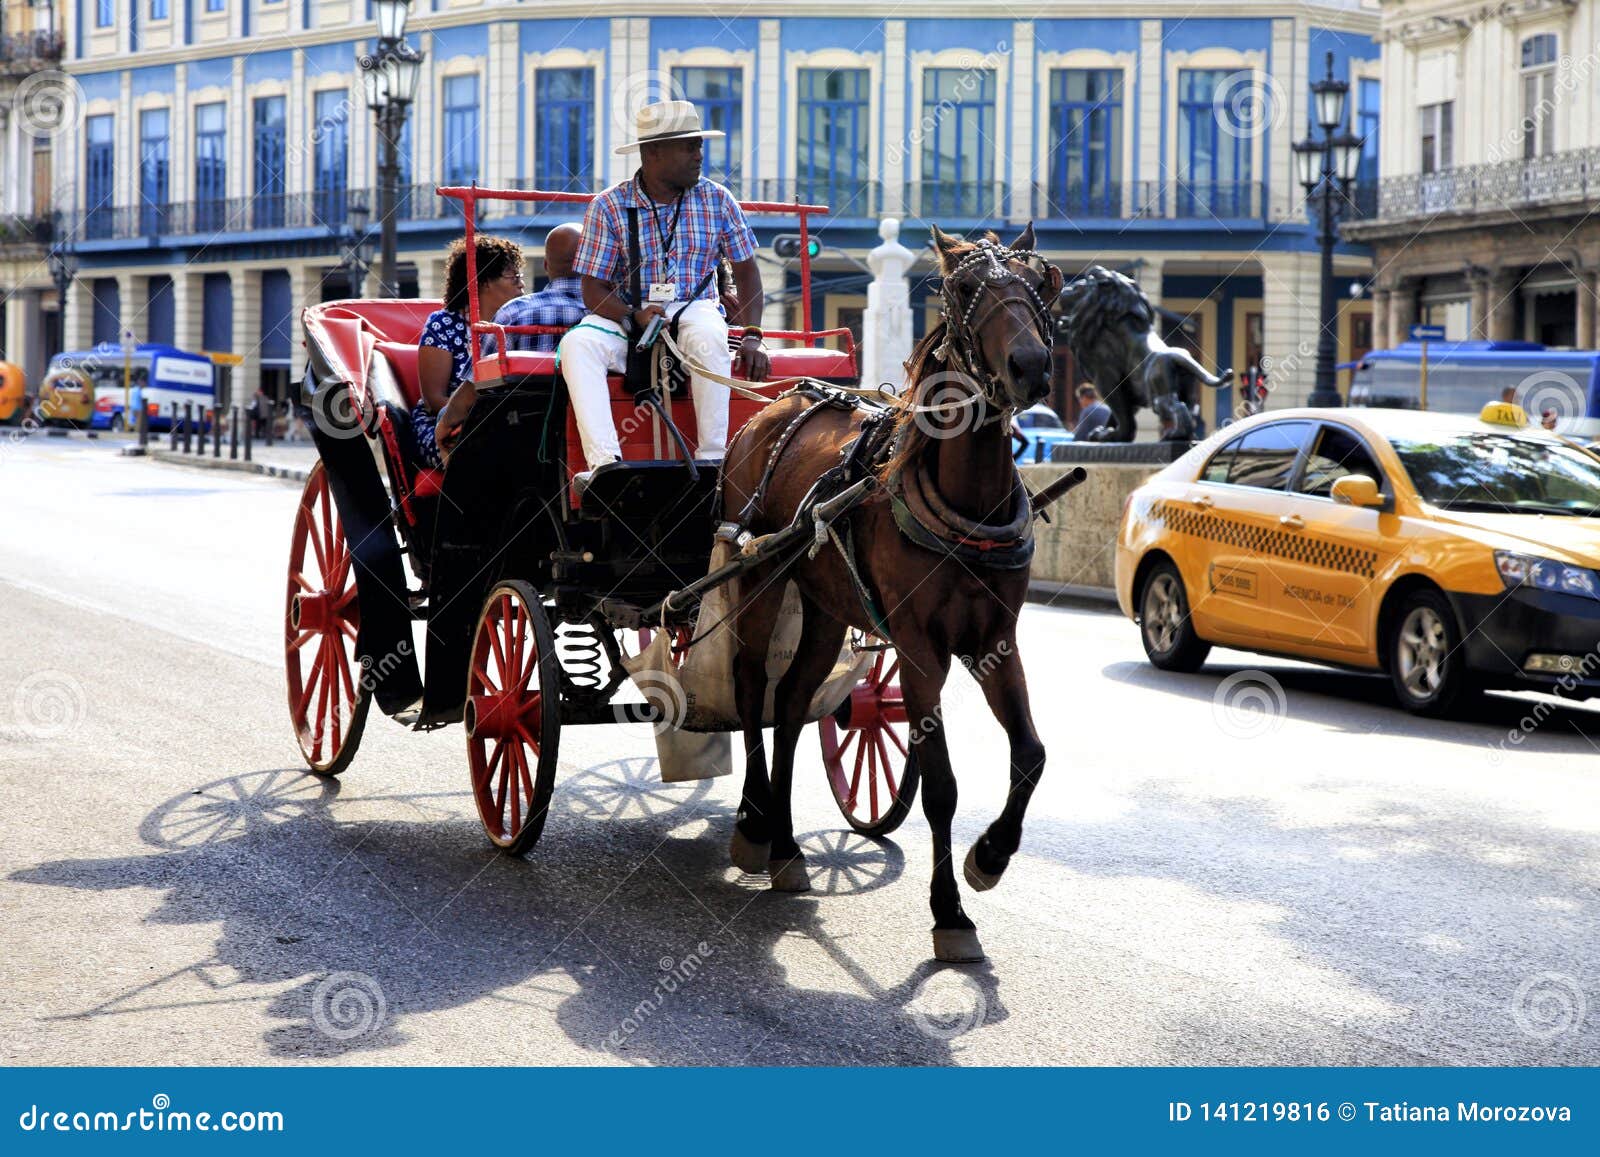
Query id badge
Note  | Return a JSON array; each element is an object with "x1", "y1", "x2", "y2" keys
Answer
[{"x1": 648, "y1": 281, "x2": 678, "y2": 303}]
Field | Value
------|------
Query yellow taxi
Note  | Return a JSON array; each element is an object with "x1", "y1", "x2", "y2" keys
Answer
[{"x1": 1115, "y1": 402, "x2": 1600, "y2": 715}]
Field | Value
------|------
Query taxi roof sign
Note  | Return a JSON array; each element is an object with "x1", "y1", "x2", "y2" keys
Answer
[{"x1": 1479, "y1": 401, "x2": 1528, "y2": 426}]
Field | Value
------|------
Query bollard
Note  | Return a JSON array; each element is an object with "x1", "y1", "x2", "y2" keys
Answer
[
  {"x1": 243, "y1": 406, "x2": 253, "y2": 462},
  {"x1": 137, "y1": 398, "x2": 149, "y2": 447},
  {"x1": 212, "y1": 409, "x2": 222, "y2": 457},
  {"x1": 229, "y1": 406, "x2": 239, "y2": 460},
  {"x1": 182, "y1": 403, "x2": 193, "y2": 454},
  {"x1": 265, "y1": 401, "x2": 275, "y2": 447},
  {"x1": 195, "y1": 407, "x2": 207, "y2": 456},
  {"x1": 169, "y1": 403, "x2": 179, "y2": 450}
]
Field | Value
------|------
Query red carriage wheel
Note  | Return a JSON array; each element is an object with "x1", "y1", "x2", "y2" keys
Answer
[
  {"x1": 285, "y1": 462, "x2": 370, "y2": 775},
  {"x1": 465, "y1": 580, "x2": 562, "y2": 854},
  {"x1": 818, "y1": 639, "x2": 920, "y2": 836}
]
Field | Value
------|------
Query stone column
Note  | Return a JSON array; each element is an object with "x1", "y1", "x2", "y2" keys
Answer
[
  {"x1": 1260, "y1": 251, "x2": 1321, "y2": 406},
  {"x1": 116, "y1": 273, "x2": 142, "y2": 343},
  {"x1": 759, "y1": 259, "x2": 787, "y2": 332},
  {"x1": 757, "y1": 20, "x2": 780, "y2": 198},
  {"x1": 485, "y1": 25, "x2": 518, "y2": 190},
  {"x1": 1388, "y1": 279, "x2": 1417, "y2": 344},
  {"x1": 1010, "y1": 20, "x2": 1035, "y2": 224},
  {"x1": 881, "y1": 21, "x2": 907, "y2": 215},
  {"x1": 1487, "y1": 271, "x2": 1518, "y2": 341},
  {"x1": 1467, "y1": 267, "x2": 1491, "y2": 339},
  {"x1": 231, "y1": 268, "x2": 261, "y2": 404},
  {"x1": 415, "y1": 257, "x2": 446, "y2": 302},
  {"x1": 1371, "y1": 288, "x2": 1392, "y2": 349},
  {"x1": 5, "y1": 290, "x2": 41, "y2": 385},
  {"x1": 173, "y1": 271, "x2": 206, "y2": 353},
  {"x1": 63, "y1": 281, "x2": 94, "y2": 353},
  {"x1": 1138, "y1": 22, "x2": 1162, "y2": 201}
]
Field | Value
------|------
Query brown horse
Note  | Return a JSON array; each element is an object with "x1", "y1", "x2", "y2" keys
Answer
[{"x1": 719, "y1": 224, "x2": 1062, "y2": 962}]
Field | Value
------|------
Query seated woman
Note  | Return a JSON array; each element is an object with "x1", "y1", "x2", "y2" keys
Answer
[{"x1": 415, "y1": 234, "x2": 526, "y2": 467}]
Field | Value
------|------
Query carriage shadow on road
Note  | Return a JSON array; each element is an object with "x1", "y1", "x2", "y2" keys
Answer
[{"x1": 11, "y1": 758, "x2": 1007, "y2": 1065}]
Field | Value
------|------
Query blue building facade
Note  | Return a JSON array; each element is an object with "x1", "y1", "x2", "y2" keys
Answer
[{"x1": 47, "y1": 1, "x2": 1380, "y2": 422}]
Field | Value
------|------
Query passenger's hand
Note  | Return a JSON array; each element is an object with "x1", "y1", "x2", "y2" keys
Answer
[
  {"x1": 737, "y1": 336, "x2": 769, "y2": 382},
  {"x1": 632, "y1": 304, "x2": 666, "y2": 330},
  {"x1": 435, "y1": 385, "x2": 476, "y2": 461}
]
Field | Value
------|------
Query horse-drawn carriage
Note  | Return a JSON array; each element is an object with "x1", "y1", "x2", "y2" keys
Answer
[{"x1": 287, "y1": 185, "x2": 916, "y2": 857}]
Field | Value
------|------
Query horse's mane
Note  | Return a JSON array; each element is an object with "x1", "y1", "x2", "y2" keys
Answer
[{"x1": 877, "y1": 233, "x2": 991, "y2": 483}]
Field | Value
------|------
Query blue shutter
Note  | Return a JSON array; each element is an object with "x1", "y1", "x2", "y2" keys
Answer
[
  {"x1": 253, "y1": 96, "x2": 287, "y2": 228},
  {"x1": 202, "y1": 273, "x2": 232, "y2": 351},
  {"x1": 260, "y1": 270, "x2": 293, "y2": 362},
  {"x1": 92, "y1": 279, "x2": 120, "y2": 346},
  {"x1": 147, "y1": 275, "x2": 176, "y2": 346}
]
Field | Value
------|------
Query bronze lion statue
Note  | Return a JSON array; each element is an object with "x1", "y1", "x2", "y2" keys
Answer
[{"x1": 1058, "y1": 266, "x2": 1232, "y2": 442}]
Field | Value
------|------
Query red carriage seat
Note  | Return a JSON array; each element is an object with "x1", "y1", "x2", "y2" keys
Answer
[{"x1": 555, "y1": 345, "x2": 858, "y2": 499}]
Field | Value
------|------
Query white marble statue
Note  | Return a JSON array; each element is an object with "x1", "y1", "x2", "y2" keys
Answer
[{"x1": 862, "y1": 217, "x2": 916, "y2": 392}]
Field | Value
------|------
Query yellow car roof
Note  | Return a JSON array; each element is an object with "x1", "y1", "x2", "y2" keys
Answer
[{"x1": 1239, "y1": 406, "x2": 1569, "y2": 443}]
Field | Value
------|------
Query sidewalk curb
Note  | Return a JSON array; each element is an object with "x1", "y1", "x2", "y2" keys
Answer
[
  {"x1": 1026, "y1": 579, "x2": 1120, "y2": 612},
  {"x1": 147, "y1": 448, "x2": 312, "y2": 484}
]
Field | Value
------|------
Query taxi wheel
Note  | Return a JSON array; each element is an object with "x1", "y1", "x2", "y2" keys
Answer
[
  {"x1": 1387, "y1": 589, "x2": 1472, "y2": 717},
  {"x1": 1139, "y1": 560, "x2": 1211, "y2": 673}
]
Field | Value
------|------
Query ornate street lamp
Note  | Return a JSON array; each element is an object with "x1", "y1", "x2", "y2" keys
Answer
[
  {"x1": 47, "y1": 216, "x2": 77, "y2": 319},
  {"x1": 360, "y1": 3, "x2": 424, "y2": 298},
  {"x1": 1293, "y1": 52, "x2": 1365, "y2": 408}
]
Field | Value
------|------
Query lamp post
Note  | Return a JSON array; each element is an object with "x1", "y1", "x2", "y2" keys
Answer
[
  {"x1": 360, "y1": 0, "x2": 424, "y2": 298},
  {"x1": 47, "y1": 224, "x2": 76, "y2": 360},
  {"x1": 1292, "y1": 51, "x2": 1365, "y2": 409}
]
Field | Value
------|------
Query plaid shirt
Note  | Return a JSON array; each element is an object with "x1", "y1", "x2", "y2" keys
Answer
[
  {"x1": 572, "y1": 173, "x2": 756, "y2": 307},
  {"x1": 490, "y1": 277, "x2": 588, "y2": 352}
]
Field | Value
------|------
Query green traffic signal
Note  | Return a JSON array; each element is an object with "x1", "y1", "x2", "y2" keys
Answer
[{"x1": 773, "y1": 235, "x2": 822, "y2": 260}]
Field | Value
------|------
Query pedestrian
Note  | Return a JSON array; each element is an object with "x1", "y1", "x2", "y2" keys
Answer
[
  {"x1": 1542, "y1": 408, "x2": 1558, "y2": 430},
  {"x1": 558, "y1": 100, "x2": 770, "y2": 478},
  {"x1": 491, "y1": 223, "x2": 587, "y2": 352},
  {"x1": 249, "y1": 388, "x2": 267, "y2": 438},
  {"x1": 1071, "y1": 384, "x2": 1111, "y2": 439}
]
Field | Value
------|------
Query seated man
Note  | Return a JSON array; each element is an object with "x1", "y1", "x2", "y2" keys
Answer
[
  {"x1": 492, "y1": 222, "x2": 587, "y2": 352},
  {"x1": 558, "y1": 100, "x2": 770, "y2": 474}
]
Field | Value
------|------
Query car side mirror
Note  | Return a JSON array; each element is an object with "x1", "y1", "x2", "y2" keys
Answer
[{"x1": 1331, "y1": 474, "x2": 1382, "y2": 507}]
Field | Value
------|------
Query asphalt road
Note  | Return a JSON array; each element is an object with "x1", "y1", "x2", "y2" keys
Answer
[{"x1": 1, "y1": 433, "x2": 1596, "y2": 1066}]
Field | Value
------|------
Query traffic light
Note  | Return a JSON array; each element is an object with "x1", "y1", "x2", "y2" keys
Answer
[{"x1": 773, "y1": 235, "x2": 821, "y2": 260}]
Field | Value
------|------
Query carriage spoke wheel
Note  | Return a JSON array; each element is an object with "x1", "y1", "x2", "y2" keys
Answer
[
  {"x1": 466, "y1": 581, "x2": 561, "y2": 855},
  {"x1": 285, "y1": 462, "x2": 370, "y2": 775},
  {"x1": 819, "y1": 640, "x2": 920, "y2": 837}
]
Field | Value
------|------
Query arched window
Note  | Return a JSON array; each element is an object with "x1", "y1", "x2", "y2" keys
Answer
[{"x1": 1521, "y1": 33, "x2": 1558, "y2": 159}]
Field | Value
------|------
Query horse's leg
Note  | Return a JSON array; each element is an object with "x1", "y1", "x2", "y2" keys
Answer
[
  {"x1": 898, "y1": 644, "x2": 983, "y2": 962},
  {"x1": 763, "y1": 592, "x2": 848, "y2": 892},
  {"x1": 729, "y1": 569, "x2": 787, "y2": 874},
  {"x1": 962, "y1": 634, "x2": 1046, "y2": 893}
]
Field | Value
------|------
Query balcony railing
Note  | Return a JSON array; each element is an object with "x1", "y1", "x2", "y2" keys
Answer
[
  {"x1": 0, "y1": 30, "x2": 64, "y2": 75},
  {"x1": 0, "y1": 213, "x2": 52, "y2": 249},
  {"x1": 66, "y1": 177, "x2": 1339, "y2": 245},
  {"x1": 1375, "y1": 147, "x2": 1600, "y2": 221}
]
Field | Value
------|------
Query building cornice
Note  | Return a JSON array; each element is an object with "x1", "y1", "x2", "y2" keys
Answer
[
  {"x1": 65, "y1": 0, "x2": 1379, "y2": 77},
  {"x1": 1377, "y1": 0, "x2": 1576, "y2": 44}
]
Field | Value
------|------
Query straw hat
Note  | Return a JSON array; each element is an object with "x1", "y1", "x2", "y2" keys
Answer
[{"x1": 614, "y1": 100, "x2": 725, "y2": 154}]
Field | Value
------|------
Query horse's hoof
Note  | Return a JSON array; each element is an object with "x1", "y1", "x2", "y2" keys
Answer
[
  {"x1": 729, "y1": 828, "x2": 770, "y2": 874},
  {"x1": 769, "y1": 856, "x2": 811, "y2": 893},
  {"x1": 932, "y1": 928, "x2": 986, "y2": 963},
  {"x1": 963, "y1": 844, "x2": 1004, "y2": 892}
]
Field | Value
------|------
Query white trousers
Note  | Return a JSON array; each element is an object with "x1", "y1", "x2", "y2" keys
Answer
[{"x1": 557, "y1": 298, "x2": 732, "y2": 470}]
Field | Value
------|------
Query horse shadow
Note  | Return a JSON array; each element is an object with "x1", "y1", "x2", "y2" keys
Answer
[{"x1": 10, "y1": 757, "x2": 1006, "y2": 1065}]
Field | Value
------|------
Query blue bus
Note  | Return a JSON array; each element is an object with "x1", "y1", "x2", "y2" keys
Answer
[
  {"x1": 1350, "y1": 341, "x2": 1600, "y2": 436},
  {"x1": 47, "y1": 344, "x2": 219, "y2": 432}
]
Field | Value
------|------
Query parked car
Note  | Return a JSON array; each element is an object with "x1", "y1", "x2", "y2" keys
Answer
[
  {"x1": 0, "y1": 360, "x2": 24, "y2": 425},
  {"x1": 1115, "y1": 401, "x2": 1600, "y2": 715},
  {"x1": 1012, "y1": 403, "x2": 1075, "y2": 463}
]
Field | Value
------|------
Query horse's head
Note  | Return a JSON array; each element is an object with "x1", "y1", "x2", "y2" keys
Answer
[{"x1": 932, "y1": 223, "x2": 1063, "y2": 411}]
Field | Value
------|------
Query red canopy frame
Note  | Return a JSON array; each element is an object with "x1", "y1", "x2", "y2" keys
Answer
[{"x1": 435, "y1": 183, "x2": 850, "y2": 384}]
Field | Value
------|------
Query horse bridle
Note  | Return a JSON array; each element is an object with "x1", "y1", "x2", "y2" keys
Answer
[{"x1": 935, "y1": 241, "x2": 1062, "y2": 416}]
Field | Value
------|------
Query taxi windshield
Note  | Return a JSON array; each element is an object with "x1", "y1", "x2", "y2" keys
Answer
[{"x1": 1390, "y1": 430, "x2": 1600, "y2": 516}]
